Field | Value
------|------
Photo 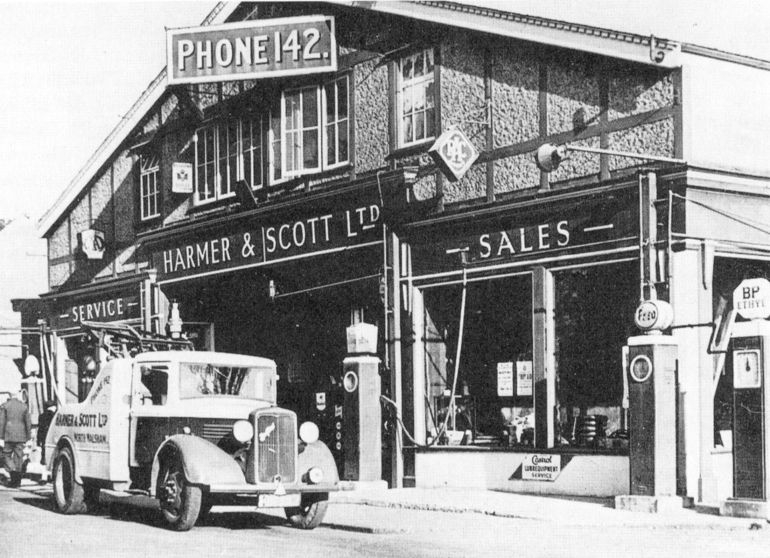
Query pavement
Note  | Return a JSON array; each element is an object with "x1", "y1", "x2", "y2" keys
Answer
[{"x1": 2, "y1": 468, "x2": 767, "y2": 533}]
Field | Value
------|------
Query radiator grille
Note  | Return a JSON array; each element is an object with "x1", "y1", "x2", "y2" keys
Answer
[{"x1": 255, "y1": 412, "x2": 297, "y2": 483}]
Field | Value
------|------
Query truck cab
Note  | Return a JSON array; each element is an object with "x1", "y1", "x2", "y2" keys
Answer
[{"x1": 45, "y1": 350, "x2": 339, "y2": 531}]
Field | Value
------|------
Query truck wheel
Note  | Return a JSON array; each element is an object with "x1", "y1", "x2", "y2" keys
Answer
[
  {"x1": 285, "y1": 493, "x2": 329, "y2": 530},
  {"x1": 158, "y1": 458, "x2": 202, "y2": 531},
  {"x1": 52, "y1": 447, "x2": 87, "y2": 515}
]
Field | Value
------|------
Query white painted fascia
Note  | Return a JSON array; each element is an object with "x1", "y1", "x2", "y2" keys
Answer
[{"x1": 329, "y1": 1, "x2": 681, "y2": 68}]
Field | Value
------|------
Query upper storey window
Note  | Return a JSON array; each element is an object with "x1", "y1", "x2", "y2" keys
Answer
[
  {"x1": 282, "y1": 75, "x2": 350, "y2": 177},
  {"x1": 139, "y1": 154, "x2": 160, "y2": 220},
  {"x1": 397, "y1": 49, "x2": 435, "y2": 148},
  {"x1": 194, "y1": 124, "x2": 237, "y2": 205},
  {"x1": 194, "y1": 75, "x2": 349, "y2": 205}
]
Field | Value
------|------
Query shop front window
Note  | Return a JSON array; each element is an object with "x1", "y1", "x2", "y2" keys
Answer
[
  {"x1": 422, "y1": 275, "x2": 533, "y2": 447},
  {"x1": 553, "y1": 263, "x2": 638, "y2": 449}
]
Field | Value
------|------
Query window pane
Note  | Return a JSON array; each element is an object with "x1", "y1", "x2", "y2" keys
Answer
[
  {"x1": 326, "y1": 123, "x2": 337, "y2": 165},
  {"x1": 426, "y1": 81, "x2": 435, "y2": 108},
  {"x1": 425, "y1": 107, "x2": 435, "y2": 139},
  {"x1": 338, "y1": 78, "x2": 348, "y2": 117},
  {"x1": 303, "y1": 129, "x2": 318, "y2": 168},
  {"x1": 414, "y1": 51, "x2": 424, "y2": 77},
  {"x1": 339, "y1": 122, "x2": 348, "y2": 163},
  {"x1": 415, "y1": 84, "x2": 425, "y2": 111},
  {"x1": 402, "y1": 85, "x2": 413, "y2": 116},
  {"x1": 403, "y1": 115, "x2": 413, "y2": 144},
  {"x1": 285, "y1": 93, "x2": 300, "y2": 129},
  {"x1": 303, "y1": 88, "x2": 318, "y2": 127},
  {"x1": 402, "y1": 57, "x2": 413, "y2": 80},
  {"x1": 426, "y1": 49, "x2": 434, "y2": 73},
  {"x1": 325, "y1": 83, "x2": 335, "y2": 122},
  {"x1": 415, "y1": 111, "x2": 425, "y2": 141}
]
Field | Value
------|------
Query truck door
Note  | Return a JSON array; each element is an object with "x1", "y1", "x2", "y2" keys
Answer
[{"x1": 129, "y1": 363, "x2": 171, "y2": 480}]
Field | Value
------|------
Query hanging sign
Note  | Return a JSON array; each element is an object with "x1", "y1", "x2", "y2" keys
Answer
[
  {"x1": 521, "y1": 454, "x2": 562, "y2": 481},
  {"x1": 497, "y1": 362, "x2": 513, "y2": 397},
  {"x1": 167, "y1": 16, "x2": 337, "y2": 85},
  {"x1": 172, "y1": 162, "x2": 193, "y2": 194},
  {"x1": 79, "y1": 229, "x2": 106, "y2": 260},
  {"x1": 516, "y1": 361, "x2": 533, "y2": 396},
  {"x1": 733, "y1": 278, "x2": 770, "y2": 320},
  {"x1": 428, "y1": 127, "x2": 479, "y2": 182}
]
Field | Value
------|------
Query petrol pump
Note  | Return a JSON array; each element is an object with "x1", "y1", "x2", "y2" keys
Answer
[
  {"x1": 721, "y1": 278, "x2": 770, "y2": 519},
  {"x1": 341, "y1": 322, "x2": 382, "y2": 482},
  {"x1": 616, "y1": 299, "x2": 680, "y2": 512}
]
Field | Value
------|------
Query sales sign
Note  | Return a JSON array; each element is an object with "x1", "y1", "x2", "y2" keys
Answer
[{"x1": 167, "y1": 16, "x2": 337, "y2": 85}]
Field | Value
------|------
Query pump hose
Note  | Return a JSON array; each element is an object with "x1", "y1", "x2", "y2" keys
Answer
[{"x1": 381, "y1": 267, "x2": 468, "y2": 447}]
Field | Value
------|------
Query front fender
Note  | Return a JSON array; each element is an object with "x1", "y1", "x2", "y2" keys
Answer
[
  {"x1": 150, "y1": 435, "x2": 245, "y2": 494},
  {"x1": 298, "y1": 441, "x2": 339, "y2": 487}
]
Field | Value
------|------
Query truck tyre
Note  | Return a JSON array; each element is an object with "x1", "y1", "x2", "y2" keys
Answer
[
  {"x1": 52, "y1": 447, "x2": 87, "y2": 515},
  {"x1": 158, "y1": 458, "x2": 202, "y2": 531},
  {"x1": 285, "y1": 493, "x2": 329, "y2": 530}
]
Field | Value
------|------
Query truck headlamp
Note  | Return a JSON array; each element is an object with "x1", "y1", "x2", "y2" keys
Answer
[
  {"x1": 299, "y1": 421, "x2": 319, "y2": 444},
  {"x1": 233, "y1": 420, "x2": 254, "y2": 443}
]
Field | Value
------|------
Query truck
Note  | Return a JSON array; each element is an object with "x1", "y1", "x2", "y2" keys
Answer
[{"x1": 43, "y1": 348, "x2": 339, "y2": 531}]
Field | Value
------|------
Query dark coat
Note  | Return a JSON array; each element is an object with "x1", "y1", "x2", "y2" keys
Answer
[{"x1": 0, "y1": 398, "x2": 32, "y2": 443}]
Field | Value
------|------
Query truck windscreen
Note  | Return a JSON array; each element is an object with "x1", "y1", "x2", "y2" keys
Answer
[{"x1": 179, "y1": 363, "x2": 276, "y2": 403}]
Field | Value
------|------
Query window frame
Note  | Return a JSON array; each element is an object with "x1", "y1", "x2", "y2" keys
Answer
[
  {"x1": 396, "y1": 48, "x2": 436, "y2": 149},
  {"x1": 139, "y1": 153, "x2": 161, "y2": 221},
  {"x1": 323, "y1": 75, "x2": 350, "y2": 170}
]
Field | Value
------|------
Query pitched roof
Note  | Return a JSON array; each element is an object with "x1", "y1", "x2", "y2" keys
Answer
[{"x1": 38, "y1": 0, "x2": 683, "y2": 237}]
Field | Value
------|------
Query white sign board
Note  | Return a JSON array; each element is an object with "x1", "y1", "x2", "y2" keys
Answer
[
  {"x1": 516, "y1": 361, "x2": 533, "y2": 396},
  {"x1": 172, "y1": 162, "x2": 194, "y2": 194},
  {"x1": 497, "y1": 362, "x2": 513, "y2": 397},
  {"x1": 733, "y1": 278, "x2": 770, "y2": 320},
  {"x1": 522, "y1": 454, "x2": 561, "y2": 481}
]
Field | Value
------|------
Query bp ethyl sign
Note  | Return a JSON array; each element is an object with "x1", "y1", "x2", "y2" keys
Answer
[{"x1": 733, "y1": 278, "x2": 770, "y2": 320}]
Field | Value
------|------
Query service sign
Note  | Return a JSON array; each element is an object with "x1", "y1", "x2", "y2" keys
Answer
[
  {"x1": 167, "y1": 16, "x2": 337, "y2": 85},
  {"x1": 52, "y1": 291, "x2": 141, "y2": 329}
]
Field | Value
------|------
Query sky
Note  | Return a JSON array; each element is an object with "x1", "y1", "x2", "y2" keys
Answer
[{"x1": 1, "y1": 0, "x2": 769, "y2": 225}]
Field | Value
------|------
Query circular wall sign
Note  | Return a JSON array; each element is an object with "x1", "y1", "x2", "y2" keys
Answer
[
  {"x1": 634, "y1": 300, "x2": 673, "y2": 332},
  {"x1": 629, "y1": 355, "x2": 654, "y2": 383}
]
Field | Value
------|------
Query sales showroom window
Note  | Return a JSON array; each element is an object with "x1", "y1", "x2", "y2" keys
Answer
[
  {"x1": 397, "y1": 48, "x2": 435, "y2": 148},
  {"x1": 139, "y1": 153, "x2": 160, "y2": 220},
  {"x1": 553, "y1": 263, "x2": 637, "y2": 449},
  {"x1": 422, "y1": 275, "x2": 533, "y2": 447}
]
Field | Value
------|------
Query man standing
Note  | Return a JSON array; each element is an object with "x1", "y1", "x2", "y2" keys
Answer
[{"x1": 0, "y1": 390, "x2": 32, "y2": 488}]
